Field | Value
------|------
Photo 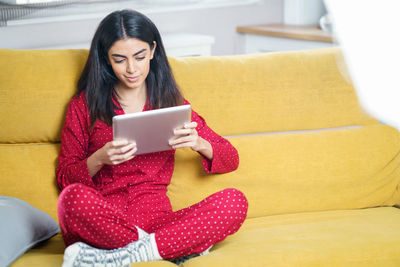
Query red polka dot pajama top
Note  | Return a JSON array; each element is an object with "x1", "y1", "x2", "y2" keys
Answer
[{"x1": 56, "y1": 92, "x2": 248, "y2": 259}]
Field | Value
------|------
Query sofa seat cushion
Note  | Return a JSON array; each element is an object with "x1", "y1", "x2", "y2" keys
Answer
[
  {"x1": 184, "y1": 207, "x2": 400, "y2": 267},
  {"x1": 11, "y1": 233, "x2": 64, "y2": 267},
  {"x1": 168, "y1": 124, "x2": 400, "y2": 218},
  {"x1": 13, "y1": 208, "x2": 400, "y2": 266}
]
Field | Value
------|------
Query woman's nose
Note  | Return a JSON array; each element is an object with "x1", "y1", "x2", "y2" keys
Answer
[{"x1": 126, "y1": 61, "x2": 135, "y2": 73}]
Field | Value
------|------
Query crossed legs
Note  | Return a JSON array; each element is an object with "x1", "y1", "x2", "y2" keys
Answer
[{"x1": 58, "y1": 184, "x2": 248, "y2": 265}]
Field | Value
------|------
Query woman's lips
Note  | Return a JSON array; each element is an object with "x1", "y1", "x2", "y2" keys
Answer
[{"x1": 125, "y1": 75, "x2": 140, "y2": 82}]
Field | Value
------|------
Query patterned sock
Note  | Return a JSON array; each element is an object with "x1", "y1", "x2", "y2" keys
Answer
[
  {"x1": 136, "y1": 226, "x2": 149, "y2": 239},
  {"x1": 200, "y1": 245, "x2": 213, "y2": 256},
  {"x1": 62, "y1": 232, "x2": 162, "y2": 267}
]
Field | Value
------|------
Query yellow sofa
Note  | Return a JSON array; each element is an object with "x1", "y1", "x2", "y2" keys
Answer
[{"x1": 1, "y1": 47, "x2": 400, "y2": 267}]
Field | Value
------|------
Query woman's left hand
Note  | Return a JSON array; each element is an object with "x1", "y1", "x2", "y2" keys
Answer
[{"x1": 169, "y1": 122, "x2": 213, "y2": 160}]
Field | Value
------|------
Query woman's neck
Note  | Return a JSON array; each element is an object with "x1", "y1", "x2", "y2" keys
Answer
[{"x1": 114, "y1": 83, "x2": 147, "y2": 114}]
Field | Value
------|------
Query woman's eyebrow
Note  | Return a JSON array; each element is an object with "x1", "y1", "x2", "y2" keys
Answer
[
  {"x1": 111, "y1": 53, "x2": 126, "y2": 58},
  {"x1": 133, "y1": 48, "x2": 147, "y2": 56},
  {"x1": 111, "y1": 48, "x2": 147, "y2": 58}
]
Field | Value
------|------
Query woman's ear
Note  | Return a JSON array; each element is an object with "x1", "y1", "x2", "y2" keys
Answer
[{"x1": 150, "y1": 41, "x2": 157, "y2": 60}]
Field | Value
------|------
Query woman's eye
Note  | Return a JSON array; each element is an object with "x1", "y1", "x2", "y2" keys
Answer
[
  {"x1": 136, "y1": 57, "x2": 145, "y2": 61},
  {"x1": 114, "y1": 59, "x2": 125, "y2": 63}
]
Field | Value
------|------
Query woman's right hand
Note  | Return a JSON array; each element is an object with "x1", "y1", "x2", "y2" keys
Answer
[{"x1": 87, "y1": 140, "x2": 137, "y2": 177}]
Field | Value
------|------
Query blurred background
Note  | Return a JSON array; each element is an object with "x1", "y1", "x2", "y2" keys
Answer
[{"x1": 0, "y1": 0, "x2": 333, "y2": 56}]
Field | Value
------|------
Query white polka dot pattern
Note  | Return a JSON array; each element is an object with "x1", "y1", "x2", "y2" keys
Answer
[
  {"x1": 56, "y1": 92, "x2": 246, "y2": 259},
  {"x1": 58, "y1": 185, "x2": 247, "y2": 259}
]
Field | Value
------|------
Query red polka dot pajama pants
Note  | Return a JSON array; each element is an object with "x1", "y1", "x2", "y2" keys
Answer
[{"x1": 58, "y1": 183, "x2": 248, "y2": 259}]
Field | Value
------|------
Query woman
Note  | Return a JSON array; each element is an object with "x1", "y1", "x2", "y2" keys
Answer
[{"x1": 57, "y1": 9, "x2": 248, "y2": 266}]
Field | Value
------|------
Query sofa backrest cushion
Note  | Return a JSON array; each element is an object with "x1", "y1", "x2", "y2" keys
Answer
[
  {"x1": 0, "y1": 48, "x2": 377, "y2": 144},
  {"x1": 0, "y1": 49, "x2": 87, "y2": 144},
  {"x1": 169, "y1": 48, "x2": 377, "y2": 136},
  {"x1": 0, "y1": 144, "x2": 60, "y2": 221},
  {"x1": 168, "y1": 124, "x2": 400, "y2": 218}
]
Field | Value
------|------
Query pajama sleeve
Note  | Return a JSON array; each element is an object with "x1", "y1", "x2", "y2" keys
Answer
[
  {"x1": 189, "y1": 103, "x2": 239, "y2": 174},
  {"x1": 56, "y1": 95, "x2": 95, "y2": 191}
]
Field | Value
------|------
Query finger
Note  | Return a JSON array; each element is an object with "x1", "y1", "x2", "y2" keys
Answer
[
  {"x1": 110, "y1": 147, "x2": 137, "y2": 164},
  {"x1": 174, "y1": 122, "x2": 197, "y2": 133},
  {"x1": 118, "y1": 145, "x2": 137, "y2": 158},
  {"x1": 119, "y1": 142, "x2": 137, "y2": 154},
  {"x1": 174, "y1": 128, "x2": 192, "y2": 136},
  {"x1": 171, "y1": 141, "x2": 196, "y2": 150},
  {"x1": 170, "y1": 135, "x2": 196, "y2": 146},
  {"x1": 184, "y1": 122, "x2": 197, "y2": 129},
  {"x1": 109, "y1": 141, "x2": 136, "y2": 155},
  {"x1": 124, "y1": 146, "x2": 137, "y2": 158},
  {"x1": 174, "y1": 128, "x2": 198, "y2": 137},
  {"x1": 111, "y1": 139, "x2": 130, "y2": 148},
  {"x1": 107, "y1": 146, "x2": 124, "y2": 157}
]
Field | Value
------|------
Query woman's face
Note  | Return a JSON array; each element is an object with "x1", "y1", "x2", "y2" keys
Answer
[{"x1": 108, "y1": 37, "x2": 156, "y2": 92}]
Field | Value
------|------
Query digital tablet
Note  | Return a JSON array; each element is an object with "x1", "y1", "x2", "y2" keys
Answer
[{"x1": 112, "y1": 104, "x2": 191, "y2": 155}]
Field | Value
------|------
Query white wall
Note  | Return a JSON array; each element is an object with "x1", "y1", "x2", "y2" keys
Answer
[{"x1": 0, "y1": 0, "x2": 282, "y2": 55}]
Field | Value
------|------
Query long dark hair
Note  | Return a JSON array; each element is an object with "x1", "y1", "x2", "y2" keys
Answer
[{"x1": 77, "y1": 9, "x2": 183, "y2": 126}]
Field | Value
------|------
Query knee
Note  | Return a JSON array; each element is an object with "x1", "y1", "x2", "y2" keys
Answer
[
  {"x1": 221, "y1": 188, "x2": 248, "y2": 206},
  {"x1": 57, "y1": 183, "x2": 95, "y2": 218},
  {"x1": 218, "y1": 188, "x2": 248, "y2": 221}
]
